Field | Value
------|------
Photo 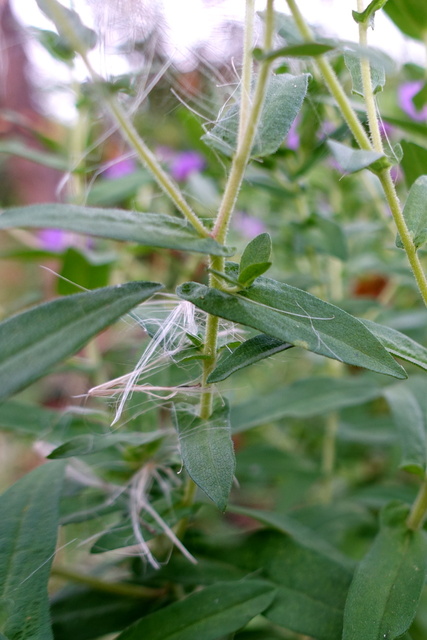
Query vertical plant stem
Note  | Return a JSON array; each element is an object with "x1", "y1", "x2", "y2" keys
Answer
[
  {"x1": 42, "y1": 0, "x2": 208, "y2": 236},
  {"x1": 407, "y1": 476, "x2": 427, "y2": 530},
  {"x1": 285, "y1": 0, "x2": 372, "y2": 151},
  {"x1": 198, "y1": 0, "x2": 276, "y2": 422}
]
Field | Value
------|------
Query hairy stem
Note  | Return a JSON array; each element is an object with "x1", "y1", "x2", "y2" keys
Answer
[
  {"x1": 41, "y1": 0, "x2": 208, "y2": 236},
  {"x1": 198, "y1": 0, "x2": 276, "y2": 421}
]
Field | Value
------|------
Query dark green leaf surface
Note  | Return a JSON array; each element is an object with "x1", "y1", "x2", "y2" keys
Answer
[
  {"x1": 233, "y1": 531, "x2": 352, "y2": 640},
  {"x1": 0, "y1": 462, "x2": 64, "y2": 640},
  {"x1": 384, "y1": 384, "x2": 426, "y2": 475},
  {"x1": 116, "y1": 580, "x2": 276, "y2": 640},
  {"x1": 401, "y1": 140, "x2": 427, "y2": 188},
  {"x1": 0, "y1": 281, "x2": 162, "y2": 401},
  {"x1": 0, "y1": 205, "x2": 232, "y2": 256},
  {"x1": 173, "y1": 400, "x2": 235, "y2": 511},
  {"x1": 342, "y1": 502, "x2": 427, "y2": 640},
  {"x1": 230, "y1": 376, "x2": 382, "y2": 433},
  {"x1": 202, "y1": 73, "x2": 309, "y2": 158},
  {"x1": 362, "y1": 318, "x2": 427, "y2": 372},
  {"x1": 384, "y1": 0, "x2": 427, "y2": 41},
  {"x1": 238, "y1": 233, "x2": 272, "y2": 286},
  {"x1": 207, "y1": 334, "x2": 293, "y2": 383},
  {"x1": 51, "y1": 589, "x2": 149, "y2": 640},
  {"x1": 177, "y1": 278, "x2": 406, "y2": 378},
  {"x1": 396, "y1": 175, "x2": 427, "y2": 250},
  {"x1": 328, "y1": 140, "x2": 385, "y2": 173}
]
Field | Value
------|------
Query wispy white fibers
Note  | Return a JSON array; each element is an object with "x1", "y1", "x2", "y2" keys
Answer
[{"x1": 89, "y1": 297, "x2": 202, "y2": 425}]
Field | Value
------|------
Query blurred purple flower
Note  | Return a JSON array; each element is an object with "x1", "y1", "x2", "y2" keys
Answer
[
  {"x1": 103, "y1": 157, "x2": 137, "y2": 179},
  {"x1": 379, "y1": 120, "x2": 394, "y2": 137},
  {"x1": 233, "y1": 211, "x2": 266, "y2": 239},
  {"x1": 170, "y1": 150, "x2": 205, "y2": 182},
  {"x1": 286, "y1": 117, "x2": 300, "y2": 150},
  {"x1": 38, "y1": 228, "x2": 74, "y2": 252},
  {"x1": 398, "y1": 81, "x2": 427, "y2": 122}
]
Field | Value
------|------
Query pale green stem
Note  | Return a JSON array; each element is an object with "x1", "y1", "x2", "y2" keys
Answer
[
  {"x1": 41, "y1": 0, "x2": 208, "y2": 236},
  {"x1": 105, "y1": 98, "x2": 210, "y2": 237},
  {"x1": 213, "y1": 0, "x2": 276, "y2": 244},
  {"x1": 51, "y1": 565, "x2": 163, "y2": 598},
  {"x1": 285, "y1": 0, "x2": 372, "y2": 151},
  {"x1": 198, "y1": 0, "x2": 276, "y2": 422},
  {"x1": 407, "y1": 476, "x2": 427, "y2": 530},
  {"x1": 237, "y1": 0, "x2": 256, "y2": 148}
]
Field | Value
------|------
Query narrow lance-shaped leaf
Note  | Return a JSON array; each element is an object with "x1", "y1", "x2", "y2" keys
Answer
[
  {"x1": 0, "y1": 281, "x2": 163, "y2": 401},
  {"x1": 0, "y1": 462, "x2": 65, "y2": 640},
  {"x1": 208, "y1": 334, "x2": 293, "y2": 383},
  {"x1": 383, "y1": 383, "x2": 426, "y2": 476},
  {"x1": 254, "y1": 42, "x2": 335, "y2": 61},
  {"x1": 202, "y1": 73, "x2": 309, "y2": 158},
  {"x1": 342, "y1": 502, "x2": 427, "y2": 640},
  {"x1": 396, "y1": 175, "x2": 427, "y2": 250},
  {"x1": 0, "y1": 205, "x2": 233, "y2": 256},
  {"x1": 362, "y1": 317, "x2": 427, "y2": 372},
  {"x1": 401, "y1": 140, "x2": 427, "y2": 188},
  {"x1": 177, "y1": 276, "x2": 406, "y2": 379},
  {"x1": 230, "y1": 376, "x2": 382, "y2": 433},
  {"x1": 173, "y1": 399, "x2": 235, "y2": 511},
  {"x1": 116, "y1": 580, "x2": 276, "y2": 640}
]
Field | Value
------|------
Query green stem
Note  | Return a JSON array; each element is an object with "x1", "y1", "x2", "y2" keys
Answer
[
  {"x1": 51, "y1": 565, "x2": 164, "y2": 598},
  {"x1": 407, "y1": 477, "x2": 427, "y2": 530},
  {"x1": 198, "y1": 0, "x2": 276, "y2": 420},
  {"x1": 42, "y1": 0, "x2": 208, "y2": 236},
  {"x1": 213, "y1": 0, "x2": 276, "y2": 243},
  {"x1": 285, "y1": 0, "x2": 372, "y2": 151}
]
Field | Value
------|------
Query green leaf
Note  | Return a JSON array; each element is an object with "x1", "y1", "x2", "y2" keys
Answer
[
  {"x1": 0, "y1": 462, "x2": 65, "y2": 640},
  {"x1": 48, "y1": 431, "x2": 164, "y2": 459},
  {"x1": 58, "y1": 247, "x2": 114, "y2": 295},
  {"x1": 342, "y1": 502, "x2": 427, "y2": 640},
  {"x1": 35, "y1": 0, "x2": 97, "y2": 53},
  {"x1": 173, "y1": 400, "x2": 235, "y2": 511},
  {"x1": 238, "y1": 233, "x2": 272, "y2": 286},
  {"x1": 396, "y1": 175, "x2": 427, "y2": 250},
  {"x1": 383, "y1": 383, "x2": 426, "y2": 475},
  {"x1": 256, "y1": 42, "x2": 335, "y2": 61},
  {"x1": 207, "y1": 334, "x2": 293, "y2": 383},
  {"x1": 0, "y1": 281, "x2": 162, "y2": 401},
  {"x1": 0, "y1": 140, "x2": 69, "y2": 171},
  {"x1": 233, "y1": 530, "x2": 353, "y2": 640},
  {"x1": 0, "y1": 205, "x2": 232, "y2": 256},
  {"x1": 230, "y1": 376, "x2": 383, "y2": 433},
  {"x1": 401, "y1": 140, "x2": 427, "y2": 188},
  {"x1": 116, "y1": 580, "x2": 276, "y2": 640},
  {"x1": 352, "y1": 0, "x2": 390, "y2": 24},
  {"x1": 344, "y1": 51, "x2": 385, "y2": 96},
  {"x1": 202, "y1": 73, "x2": 309, "y2": 158},
  {"x1": 328, "y1": 140, "x2": 385, "y2": 173},
  {"x1": 384, "y1": 0, "x2": 427, "y2": 41},
  {"x1": 227, "y1": 505, "x2": 354, "y2": 568},
  {"x1": 51, "y1": 589, "x2": 149, "y2": 640},
  {"x1": 177, "y1": 277, "x2": 406, "y2": 378},
  {"x1": 362, "y1": 318, "x2": 427, "y2": 372},
  {"x1": 290, "y1": 213, "x2": 348, "y2": 261}
]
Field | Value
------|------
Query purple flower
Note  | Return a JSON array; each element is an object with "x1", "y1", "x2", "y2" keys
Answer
[
  {"x1": 103, "y1": 157, "x2": 137, "y2": 179},
  {"x1": 233, "y1": 212, "x2": 266, "y2": 239},
  {"x1": 170, "y1": 150, "x2": 205, "y2": 182},
  {"x1": 286, "y1": 117, "x2": 300, "y2": 150},
  {"x1": 398, "y1": 81, "x2": 427, "y2": 122},
  {"x1": 38, "y1": 229, "x2": 75, "y2": 252}
]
